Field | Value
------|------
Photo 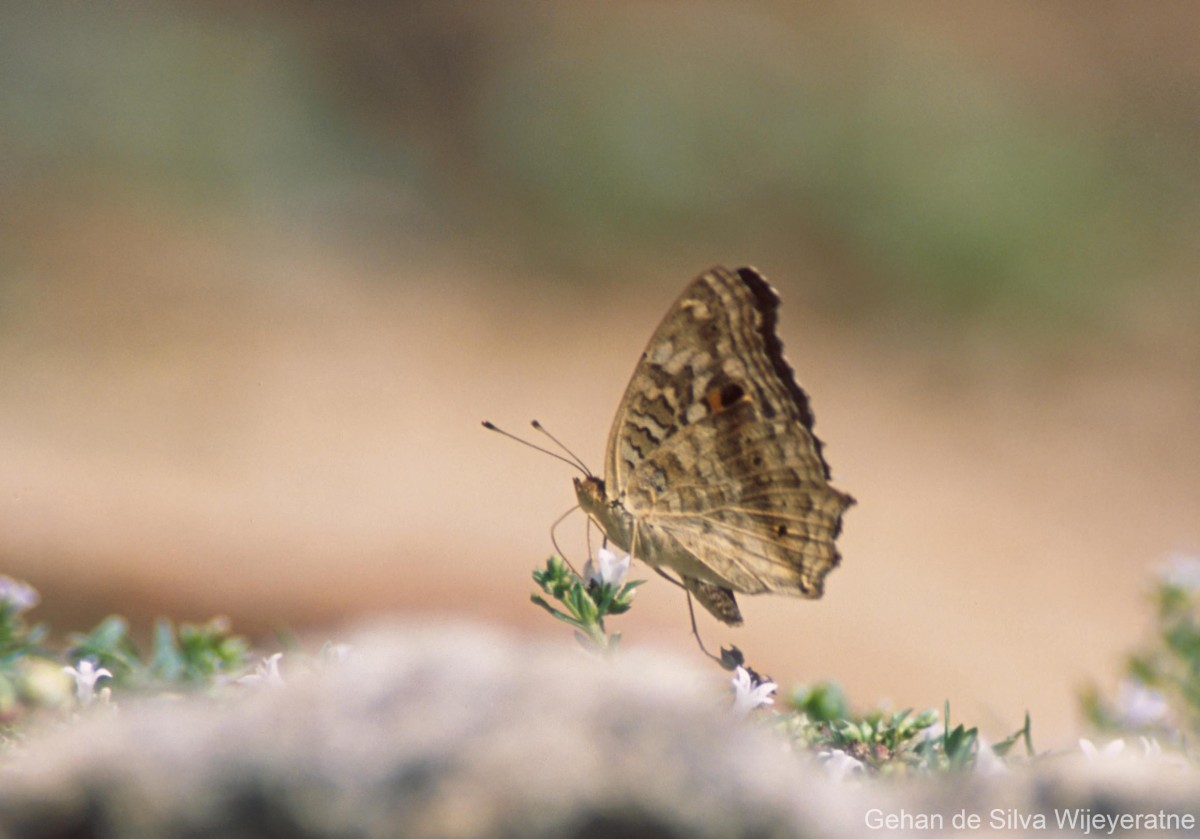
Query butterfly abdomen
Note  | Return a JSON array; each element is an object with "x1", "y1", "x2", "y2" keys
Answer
[{"x1": 682, "y1": 577, "x2": 744, "y2": 626}]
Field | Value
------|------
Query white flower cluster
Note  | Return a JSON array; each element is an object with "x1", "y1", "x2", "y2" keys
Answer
[
  {"x1": 583, "y1": 547, "x2": 630, "y2": 588},
  {"x1": 238, "y1": 652, "x2": 286, "y2": 689},
  {"x1": 731, "y1": 666, "x2": 777, "y2": 716},
  {"x1": 0, "y1": 576, "x2": 39, "y2": 614},
  {"x1": 62, "y1": 659, "x2": 112, "y2": 706}
]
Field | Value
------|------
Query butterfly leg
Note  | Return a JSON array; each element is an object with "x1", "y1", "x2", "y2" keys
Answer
[
  {"x1": 549, "y1": 503, "x2": 583, "y2": 576},
  {"x1": 648, "y1": 566, "x2": 723, "y2": 664},
  {"x1": 684, "y1": 586, "x2": 725, "y2": 665}
]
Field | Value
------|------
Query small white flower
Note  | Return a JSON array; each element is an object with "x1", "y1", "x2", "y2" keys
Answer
[
  {"x1": 238, "y1": 652, "x2": 285, "y2": 689},
  {"x1": 731, "y1": 666, "x2": 777, "y2": 716},
  {"x1": 62, "y1": 659, "x2": 113, "y2": 706},
  {"x1": 974, "y1": 737, "x2": 1008, "y2": 776},
  {"x1": 0, "y1": 576, "x2": 39, "y2": 614},
  {"x1": 1116, "y1": 679, "x2": 1169, "y2": 727},
  {"x1": 1137, "y1": 736, "x2": 1192, "y2": 769},
  {"x1": 1079, "y1": 737, "x2": 1125, "y2": 761},
  {"x1": 583, "y1": 547, "x2": 630, "y2": 589},
  {"x1": 1159, "y1": 554, "x2": 1200, "y2": 592},
  {"x1": 322, "y1": 643, "x2": 353, "y2": 664},
  {"x1": 819, "y1": 749, "x2": 865, "y2": 782}
]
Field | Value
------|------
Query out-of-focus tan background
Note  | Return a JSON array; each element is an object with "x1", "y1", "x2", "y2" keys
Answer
[{"x1": 1, "y1": 2, "x2": 1197, "y2": 744}]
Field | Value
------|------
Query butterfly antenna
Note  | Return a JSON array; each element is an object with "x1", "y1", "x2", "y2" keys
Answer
[
  {"x1": 481, "y1": 421, "x2": 588, "y2": 476},
  {"x1": 530, "y1": 420, "x2": 592, "y2": 476}
]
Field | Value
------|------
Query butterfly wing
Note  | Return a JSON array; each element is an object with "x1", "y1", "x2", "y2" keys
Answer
[{"x1": 604, "y1": 266, "x2": 853, "y2": 601}]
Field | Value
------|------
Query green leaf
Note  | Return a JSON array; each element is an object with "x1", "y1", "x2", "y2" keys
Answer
[
  {"x1": 530, "y1": 594, "x2": 579, "y2": 627},
  {"x1": 67, "y1": 616, "x2": 142, "y2": 682},
  {"x1": 943, "y1": 723, "x2": 979, "y2": 770},
  {"x1": 991, "y1": 711, "x2": 1034, "y2": 757},
  {"x1": 790, "y1": 681, "x2": 849, "y2": 722},
  {"x1": 149, "y1": 619, "x2": 185, "y2": 682},
  {"x1": 608, "y1": 580, "x2": 644, "y2": 614},
  {"x1": 571, "y1": 585, "x2": 599, "y2": 624},
  {"x1": 176, "y1": 618, "x2": 249, "y2": 680},
  {"x1": 592, "y1": 583, "x2": 616, "y2": 614}
]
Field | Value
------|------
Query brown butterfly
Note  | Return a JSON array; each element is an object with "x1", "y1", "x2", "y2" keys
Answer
[{"x1": 575, "y1": 266, "x2": 854, "y2": 626}]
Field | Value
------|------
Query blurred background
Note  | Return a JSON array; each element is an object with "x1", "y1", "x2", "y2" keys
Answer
[{"x1": 1, "y1": 1, "x2": 1197, "y2": 744}]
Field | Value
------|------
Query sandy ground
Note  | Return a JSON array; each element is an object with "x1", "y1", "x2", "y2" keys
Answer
[{"x1": 2, "y1": 207, "x2": 1197, "y2": 745}]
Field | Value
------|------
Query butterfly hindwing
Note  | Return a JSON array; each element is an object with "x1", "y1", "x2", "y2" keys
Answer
[
  {"x1": 631, "y1": 406, "x2": 850, "y2": 598},
  {"x1": 583, "y1": 265, "x2": 853, "y2": 625}
]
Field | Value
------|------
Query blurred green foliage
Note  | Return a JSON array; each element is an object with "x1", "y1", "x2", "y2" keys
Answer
[
  {"x1": 67, "y1": 615, "x2": 248, "y2": 690},
  {"x1": 1084, "y1": 557, "x2": 1200, "y2": 748},
  {"x1": 2, "y1": 3, "x2": 1196, "y2": 329}
]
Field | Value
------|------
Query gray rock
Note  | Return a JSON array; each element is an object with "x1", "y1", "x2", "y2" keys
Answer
[
  {"x1": 0, "y1": 624, "x2": 853, "y2": 838},
  {"x1": 4, "y1": 624, "x2": 1198, "y2": 838}
]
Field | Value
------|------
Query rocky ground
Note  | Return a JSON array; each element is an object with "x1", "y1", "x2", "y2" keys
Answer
[{"x1": 3, "y1": 624, "x2": 1198, "y2": 839}]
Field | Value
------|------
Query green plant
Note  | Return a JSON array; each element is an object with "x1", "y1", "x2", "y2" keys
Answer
[
  {"x1": 1083, "y1": 554, "x2": 1200, "y2": 752},
  {"x1": 531, "y1": 552, "x2": 643, "y2": 653}
]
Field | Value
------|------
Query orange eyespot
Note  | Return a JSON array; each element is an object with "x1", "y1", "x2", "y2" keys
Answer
[
  {"x1": 705, "y1": 388, "x2": 723, "y2": 414},
  {"x1": 706, "y1": 382, "x2": 746, "y2": 414}
]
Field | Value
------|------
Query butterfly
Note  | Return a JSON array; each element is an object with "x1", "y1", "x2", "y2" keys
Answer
[{"x1": 574, "y1": 266, "x2": 854, "y2": 626}]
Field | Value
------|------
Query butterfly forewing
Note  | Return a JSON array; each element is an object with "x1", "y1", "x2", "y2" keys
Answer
[{"x1": 593, "y1": 265, "x2": 853, "y2": 623}]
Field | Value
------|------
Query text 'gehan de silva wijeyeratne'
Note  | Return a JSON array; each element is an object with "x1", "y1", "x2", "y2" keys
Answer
[{"x1": 864, "y1": 807, "x2": 1194, "y2": 834}]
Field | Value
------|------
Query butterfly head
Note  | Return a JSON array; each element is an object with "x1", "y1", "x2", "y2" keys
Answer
[
  {"x1": 573, "y1": 475, "x2": 608, "y2": 517},
  {"x1": 575, "y1": 474, "x2": 636, "y2": 557}
]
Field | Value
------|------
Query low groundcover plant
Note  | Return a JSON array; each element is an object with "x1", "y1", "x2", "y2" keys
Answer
[
  {"x1": 529, "y1": 548, "x2": 1200, "y2": 776},
  {"x1": 3, "y1": 551, "x2": 1198, "y2": 778}
]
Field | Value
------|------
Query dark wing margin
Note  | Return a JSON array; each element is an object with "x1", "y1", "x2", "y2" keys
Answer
[
  {"x1": 605, "y1": 264, "x2": 836, "y2": 489},
  {"x1": 731, "y1": 266, "x2": 834, "y2": 484}
]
